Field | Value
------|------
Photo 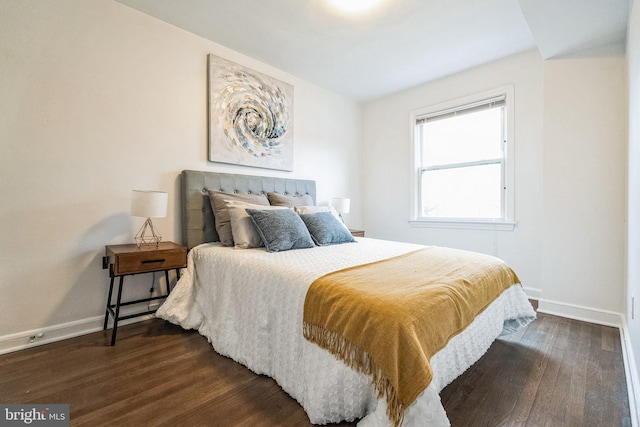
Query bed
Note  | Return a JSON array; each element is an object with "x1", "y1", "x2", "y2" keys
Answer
[{"x1": 157, "y1": 170, "x2": 536, "y2": 427}]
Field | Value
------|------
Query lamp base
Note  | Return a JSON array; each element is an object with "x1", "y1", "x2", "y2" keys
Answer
[
  {"x1": 339, "y1": 213, "x2": 348, "y2": 227},
  {"x1": 135, "y1": 218, "x2": 162, "y2": 247}
]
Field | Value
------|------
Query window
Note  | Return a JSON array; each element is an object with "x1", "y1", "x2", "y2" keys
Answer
[{"x1": 410, "y1": 87, "x2": 515, "y2": 230}]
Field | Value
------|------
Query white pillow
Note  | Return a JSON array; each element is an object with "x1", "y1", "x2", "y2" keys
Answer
[
  {"x1": 226, "y1": 200, "x2": 288, "y2": 249},
  {"x1": 294, "y1": 205, "x2": 342, "y2": 221}
]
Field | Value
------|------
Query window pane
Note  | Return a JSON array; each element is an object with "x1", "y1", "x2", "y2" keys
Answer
[
  {"x1": 420, "y1": 107, "x2": 503, "y2": 166},
  {"x1": 420, "y1": 163, "x2": 502, "y2": 219}
]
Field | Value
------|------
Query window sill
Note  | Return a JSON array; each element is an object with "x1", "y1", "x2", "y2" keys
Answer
[{"x1": 409, "y1": 219, "x2": 517, "y2": 231}]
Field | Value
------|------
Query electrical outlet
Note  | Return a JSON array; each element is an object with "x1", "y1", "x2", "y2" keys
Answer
[{"x1": 29, "y1": 332, "x2": 44, "y2": 343}]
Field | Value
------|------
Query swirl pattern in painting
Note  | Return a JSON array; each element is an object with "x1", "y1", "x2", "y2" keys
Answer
[{"x1": 213, "y1": 65, "x2": 290, "y2": 159}]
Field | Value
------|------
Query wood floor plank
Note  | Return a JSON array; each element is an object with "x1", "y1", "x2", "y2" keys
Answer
[
  {"x1": 528, "y1": 315, "x2": 565, "y2": 424},
  {"x1": 467, "y1": 340, "x2": 522, "y2": 426},
  {"x1": 507, "y1": 315, "x2": 560, "y2": 425},
  {"x1": 548, "y1": 318, "x2": 578, "y2": 425},
  {"x1": 564, "y1": 321, "x2": 591, "y2": 426},
  {"x1": 584, "y1": 322, "x2": 605, "y2": 426},
  {"x1": 0, "y1": 312, "x2": 631, "y2": 427}
]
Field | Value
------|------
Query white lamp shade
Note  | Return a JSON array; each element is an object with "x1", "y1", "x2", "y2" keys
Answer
[
  {"x1": 131, "y1": 190, "x2": 168, "y2": 218},
  {"x1": 331, "y1": 197, "x2": 351, "y2": 214}
]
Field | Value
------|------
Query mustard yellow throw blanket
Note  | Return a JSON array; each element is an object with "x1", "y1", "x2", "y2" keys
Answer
[{"x1": 303, "y1": 247, "x2": 520, "y2": 427}]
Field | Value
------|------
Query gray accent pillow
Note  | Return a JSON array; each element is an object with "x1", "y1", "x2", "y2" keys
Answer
[
  {"x1": 267, "y1": 192, "x2": 314, "y2": 207},
  {"x1": 246, "y1": 208, "x2": 316, "y2": 252},
  {"x1": 299, "y1": 212, "x2": 356, "y2": 246},
  {"x1": 207, "y1": 190, "x2": 269, "y2": 246}
]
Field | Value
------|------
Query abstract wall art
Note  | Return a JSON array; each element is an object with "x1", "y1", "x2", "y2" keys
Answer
[{"x1": 208, "y1": 54, "x2": 294, "y2": 171}]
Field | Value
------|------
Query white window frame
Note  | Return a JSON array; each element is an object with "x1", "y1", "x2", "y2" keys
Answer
[{"x1": 409, "y1": 86, "x2": 516, "y2": 231}]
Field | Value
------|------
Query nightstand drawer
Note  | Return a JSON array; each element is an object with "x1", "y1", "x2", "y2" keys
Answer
[
  {"x1": 106, "y1": 242, "x2": 187, "y2": 276},
  {"x1": 115, "y1": 250, "x2": 186, "y2": 275}
]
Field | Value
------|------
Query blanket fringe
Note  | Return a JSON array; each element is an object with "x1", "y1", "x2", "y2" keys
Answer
[{"x1": 303, "y1": 322, "x2": 405, "y2": 427}]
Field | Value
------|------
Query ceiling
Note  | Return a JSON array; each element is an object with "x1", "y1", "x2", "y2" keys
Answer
[{"x1": 114, "y1": 0, "x2": 630, "y2": 101}]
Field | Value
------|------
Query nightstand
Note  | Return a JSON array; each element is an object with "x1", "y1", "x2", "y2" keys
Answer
[
  {"x1": 349, "y1": 229, "x2": 365, "y2": 237},
  {"x1": 102, "y1": 242, "x2": 187, "y2": 345}
]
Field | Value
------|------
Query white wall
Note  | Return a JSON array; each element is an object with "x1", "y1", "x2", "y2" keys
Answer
[
  {"x1": 626, "y1": 0, "x2": 640, "y2": 412},
  {"x1": 362, "y1": 50, "x2": 545, "y2": 292},
  {"x1": 0, "y1": 0, "x2": 362, "y2": 345},
  {"x1": 362, "y1": 48, "x2": 627, "y2": 319},
  {"x1": 541, "y1": 56, "x2": 627, "y2": 316}
]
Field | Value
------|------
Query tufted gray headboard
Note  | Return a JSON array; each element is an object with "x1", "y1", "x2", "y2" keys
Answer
[{"x1": 181, "y1": 170, "x2": 317, "y2": 250}]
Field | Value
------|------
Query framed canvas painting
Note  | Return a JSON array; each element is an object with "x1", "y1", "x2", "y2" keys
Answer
[{"x1": 208, "y1": 54, "x2": 294, "y2": 171}]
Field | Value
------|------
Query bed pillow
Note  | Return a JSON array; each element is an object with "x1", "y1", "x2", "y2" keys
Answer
[
  {"x1": 246, "y1": 208, "x2": 316, "y2": 252},
  {"x1": 299, "y1": 212, "x2": 356, "y2": 246},
  {"x1": 207, "y1": 190, "x2": 269, "y2": 246},
  {"x1": 267, "y1": 192, "x2": 314, "y2": 207},
  {"x1": 226, "y1": 201, "x2": 288, "y2": 249},
  {"x1": 295, "y1": 205, "x2": 342, "y2": 221}
]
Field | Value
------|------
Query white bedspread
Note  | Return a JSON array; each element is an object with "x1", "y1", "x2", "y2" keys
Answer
[{"x1": 157, "y1": 238, "x2": 536, "y2": 426}]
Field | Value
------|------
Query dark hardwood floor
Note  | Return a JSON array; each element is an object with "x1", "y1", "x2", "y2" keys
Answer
[
  {"x1": 440, "y1": 312, "x2": 631, "y2": 427},
  {"x1": 0, "y1": 312, "x2": 631, "y2": 426}
]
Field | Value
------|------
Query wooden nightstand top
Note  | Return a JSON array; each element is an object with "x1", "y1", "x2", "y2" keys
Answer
[
  {"x1": 105, "y1": 242, "x2": 187, "y2": 276},
  {"x1": 349, "y1": 229, "x2": 365, "y2": 237},
  {"x1": 105, "y1": 241, "x2": 184, "y2": 254}
]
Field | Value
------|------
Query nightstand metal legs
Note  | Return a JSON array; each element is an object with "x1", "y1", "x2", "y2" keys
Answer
[
  {"x1": 103, "y1": 269, "x2": 178, "y2": 346},
  {"x1": 103, "y1": 277, "x2": 115, "y2": 331},
  {"x1": 111, "y1": 277, "x2": 125, "y2": 346}
]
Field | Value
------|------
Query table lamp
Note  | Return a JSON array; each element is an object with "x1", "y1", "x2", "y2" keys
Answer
[
  {"x1": 331, "y1": 197, "x2": 351, "y2": 225},
  {"x1": 131, "y1": 190, "x2": 168, "y2": 247}
]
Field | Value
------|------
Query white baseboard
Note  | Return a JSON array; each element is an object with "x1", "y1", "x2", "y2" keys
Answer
[
  {"x1": 621, "y1": 321, "x2": 640, "y2": 427},
  {"x1": 522, "y1": 286, "x2": 542, "y2": 300},
  {"x1": 0, "y1": 313, "x2": 155, "y2": 355},
  {"x1": 537, "y1": 298, "x2": 624, "y2": 327}
]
